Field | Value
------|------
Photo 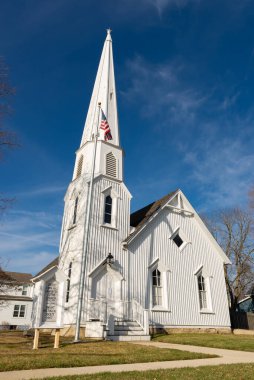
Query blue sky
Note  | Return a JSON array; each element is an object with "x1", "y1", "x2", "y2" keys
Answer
[{"x1": 1, "y1": 0, "x2": 254, "y2": 274}]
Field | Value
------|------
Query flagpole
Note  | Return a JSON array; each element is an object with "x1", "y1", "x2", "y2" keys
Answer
[{"x1": 74, "y1": 102, "x2": 101, "y2": 342}]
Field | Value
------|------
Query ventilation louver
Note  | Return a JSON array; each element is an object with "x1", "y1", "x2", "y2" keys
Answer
[
  {"x1": 106, "y1": 152, "x2": 117, "y2": 178},
  {"x1": 76, "y1": 155, "x2": 83, "y2": 178}
]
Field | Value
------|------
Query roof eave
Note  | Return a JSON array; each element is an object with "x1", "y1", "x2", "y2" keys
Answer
[{"x1": 32, "y1": 265, "x2": 58, "y2": 282}]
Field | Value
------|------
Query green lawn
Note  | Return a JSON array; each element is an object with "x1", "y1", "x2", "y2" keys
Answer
[
  {"x1": 37, "y1": 363, "x2": 254, "y2": 380},
  {"x1": 153, "y1": 332, "x2": 254, "y2": 352},
  {"x1": 0, "y1": 331, "x2": 213, "y2": 372}
]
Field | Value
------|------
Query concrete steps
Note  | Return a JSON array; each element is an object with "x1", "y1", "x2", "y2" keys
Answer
[
  {"x1": 108, "y1": 334, "x2": 151, "y2": 341},
  {"x1": 108, "y1": 320, "x2": 151, "y2": 342}
]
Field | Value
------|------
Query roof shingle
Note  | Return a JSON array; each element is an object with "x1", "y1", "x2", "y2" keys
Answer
[{"x1": 2, "y1": 271, "x2": 32, "y2": 284}]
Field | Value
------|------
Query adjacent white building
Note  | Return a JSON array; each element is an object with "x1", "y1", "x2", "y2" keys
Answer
[
  {"x1": 0, "y1": 271, "x2": 33, "y2": 330},
  {"x1": 32, "y1": 31, "x2": 231, "y2": 340}
]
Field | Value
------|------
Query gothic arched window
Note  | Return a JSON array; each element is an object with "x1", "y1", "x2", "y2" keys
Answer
[
  {"x1": 73, "y1": 197, "x2": 78, "y2": 225},
  {"x1": 104, "y1": 195, "x2": 112, "y2": 224},
  {"x1": 152, "y1": 269, "x2": 162, "y2": 306},
  {"x1": 197, "y1": 273, "x2": 207, "y2": 309},
  {"x1": 66, "y1": 262, "x2": 72, "y2": 303}
]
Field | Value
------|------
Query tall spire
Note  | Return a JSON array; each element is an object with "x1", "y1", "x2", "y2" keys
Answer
[{"x1": 81, "y1": 30, "x2": 120, "y2": 147}]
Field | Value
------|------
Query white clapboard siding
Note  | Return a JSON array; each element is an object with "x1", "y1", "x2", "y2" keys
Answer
[{"x1": 128, "y1": 207, "x2": 230, "y2": 328}]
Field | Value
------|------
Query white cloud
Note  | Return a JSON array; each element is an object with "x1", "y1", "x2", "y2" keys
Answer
[
  {"x1": 6, "y1": 251, "x2": 57, "y2": 275},
  {"x1": 148, "y1": 0, "x2": 200, "y2": 15},
  {"x1": 15, "y1": 184, "x2": 66, "y2": 198},
  {"x1": 181, "y1": 127, "x2": 254, "y2": 211},
  {"x1": 122, "y1": 56, "x2": 207, "y2": 125},
  {"x1": 123, "y1": 55, "x2": 254, "y2": 212},
  {"x1": 0, "y1": 208, "x2": 61, "y2": 274}
]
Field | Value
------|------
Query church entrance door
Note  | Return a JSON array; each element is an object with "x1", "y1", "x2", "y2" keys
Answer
[{"x1": 91, "y1": 265, "x2": 122, "y2": 322}]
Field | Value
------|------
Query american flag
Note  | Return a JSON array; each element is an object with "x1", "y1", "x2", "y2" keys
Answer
[{"x1": 100, "y1": 110, "x2": 112, "y2": 141}]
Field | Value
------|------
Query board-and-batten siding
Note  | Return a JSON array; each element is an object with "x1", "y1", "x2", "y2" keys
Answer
[
  {"x1": 81, "y1": 178, "x2": 130, "y2": 322},
  {"x1": 59, "y1": 176, "x2": 131, "y2": 324},
  {"x1": 128, "y1": 208, "x2": 230, "y2": 328}
]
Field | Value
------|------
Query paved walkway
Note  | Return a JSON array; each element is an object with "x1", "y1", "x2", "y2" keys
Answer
[{"x1": 1, "y1": 342, "x2": 254, "y2": 380}]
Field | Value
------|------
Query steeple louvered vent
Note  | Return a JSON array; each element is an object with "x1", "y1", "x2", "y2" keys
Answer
[
  {"x1": 106, "y1": 152, "x2": 117, "y2": 178},
  {"x1": 76, "y1": 155, "x2": 83, "y2": 178}
]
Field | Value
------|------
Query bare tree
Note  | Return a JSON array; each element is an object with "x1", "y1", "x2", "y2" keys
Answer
[{"x1": 206, "y1": 209, "x2": 254, "y2": 310}]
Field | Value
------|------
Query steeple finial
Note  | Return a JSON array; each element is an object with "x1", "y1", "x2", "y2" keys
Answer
[{"x1": 106, "y1": 28, "x2": 112, "y2": 41}]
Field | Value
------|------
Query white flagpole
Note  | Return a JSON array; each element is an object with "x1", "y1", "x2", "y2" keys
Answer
[{"x1": 74, "y1": 102, "x2": 101, "y2": 342}]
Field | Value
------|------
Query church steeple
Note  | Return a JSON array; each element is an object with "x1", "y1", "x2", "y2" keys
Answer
[
  {"x1": 73, "y1": 30, "x2": 123, "y2": 182},
  {"x1": 80, "y1": 29, "x2": 120, "y2": 147}
]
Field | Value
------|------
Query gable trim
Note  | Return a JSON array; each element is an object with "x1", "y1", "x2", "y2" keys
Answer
[{"x1": 165, "y1": 204, "x2": 194, "y2": 216}]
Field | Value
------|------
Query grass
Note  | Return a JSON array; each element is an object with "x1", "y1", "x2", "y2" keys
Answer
[
  {"x1": 153, "y1": 332, "x2": 254, "y2": 352},
  {"x1": 36, "y1": 363, "x2": 254, "y2": 380},
  {"x1": 0, "y1": 331, "x2": 213, "y2": 372}
]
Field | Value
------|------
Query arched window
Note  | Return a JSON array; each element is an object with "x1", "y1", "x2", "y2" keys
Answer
[
  {"x1": 104, "y1": 195, "x2": 112, "y2": 224},
  {"x1": 73, "y1": 197, "x2": 78, "y2": 225},
  {"x1": 76, "y1": 155, "x2": 83, "y2": 178},
  {"x1": 197, "y1": 273, "x2": 207, "y2": 309},
  {"x1": 152, "y1": 269, "x2": 162, "y2": 306},
  {"x1": 106, "y1": 152, "x2": 117, "y2": 178},
  {"x1": 66, "y1": 262, "x2": 72, "y2": 303}
]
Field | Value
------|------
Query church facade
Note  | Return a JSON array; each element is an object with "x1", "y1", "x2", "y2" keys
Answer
[{"x1": 32, "y1": 31, "x2": 231, "y2": 340}]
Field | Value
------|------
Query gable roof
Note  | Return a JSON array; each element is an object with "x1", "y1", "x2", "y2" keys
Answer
[
  {"x1": 33, "y1": 257, "x2": 59, "y2": 279},
  {"x1": 125, "y1": 190, "x2": 178, "y2": 243},
  {"x1": 1, "y1": 271, "x2": 32, "y2": 284},
  {"x1": 124, "y1": 189, "x2": 230, "y2": 264}
]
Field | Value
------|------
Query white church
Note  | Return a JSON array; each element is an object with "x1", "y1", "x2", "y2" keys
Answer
[{"x1": 32, "y1": 31, "x2": 231, "y2": 341}]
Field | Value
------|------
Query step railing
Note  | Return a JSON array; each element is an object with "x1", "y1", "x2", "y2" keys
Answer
[
  {"x1": 118, "y1": 299, "x2": 149, "y2": 335},
  {"x1": 88, "y1": 298, "x2": 149, "y2": 335}
]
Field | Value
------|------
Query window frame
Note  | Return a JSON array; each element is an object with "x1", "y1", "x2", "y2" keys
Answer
[
  {"x1": 197, "y1": 273, "x2": 207, "y2": 310},
  {"x1": 170, "y1": 226, "x2": 188, "y2": 252},
  {"x1": 65, "y1": 262, "x2": 72, "y2": 303},
  {"x1": 73, "y1": 197, "x2": 78, "y2": 225},
  {"x1": 101, "y1": 187, "x2": 118, "y2": 229},
  {"x1": 21, "y1": 285, "x2": 28, "y2": 296},
  {"x1": 13, "y1": 304, "x2": 26, "y2": 318},
  {"x1": 194, "y1": 266, "x2": 213, "y2": 313},
  {"x1": 104, "y1": 195, "x2": 112, "y2": 224},
  {"x1": 152, "y1": 269, "x2": 163, "y2": 307},
  {"x1": 173, "y1": 233, "x2": 184, "y2": 248},
  {"x1": 148, "y1": 259, "x2": 170, "y2": 311}
]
